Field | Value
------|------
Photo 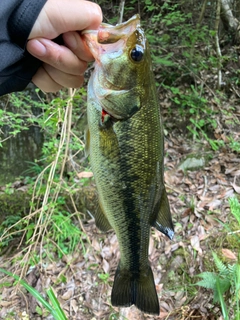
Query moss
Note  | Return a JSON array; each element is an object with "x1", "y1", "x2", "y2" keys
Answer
[
  {"x1": 0, "y1": 192, "x2": 30, "y2": 224},
  {"x1": 162, "y1": 247, "x2": 197, "y2": 301}
]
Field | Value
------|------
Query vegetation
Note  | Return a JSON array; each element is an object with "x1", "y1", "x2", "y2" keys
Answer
[
  {"x1": 196, "y1": 197, "x2": 240, "y2": 319},
  {"x1": 0, "y1": 0, "x2": 240, "y2": 319}
]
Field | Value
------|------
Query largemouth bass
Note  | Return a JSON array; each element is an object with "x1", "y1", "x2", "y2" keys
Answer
[{"x1": 83, "y1": 15, "x2": 174, "y2": 315}]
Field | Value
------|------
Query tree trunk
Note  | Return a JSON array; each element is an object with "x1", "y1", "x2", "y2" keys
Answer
[{"x1": 220, "y1": 0, "x2": 240, "y2": 43}]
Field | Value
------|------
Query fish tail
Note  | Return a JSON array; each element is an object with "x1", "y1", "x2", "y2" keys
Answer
[{"x1": 111, "y1": 263, "x2": 160, "y2": 315}]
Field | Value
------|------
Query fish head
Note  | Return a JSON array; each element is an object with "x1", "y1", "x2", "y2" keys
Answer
[{"x1": 83, "y1": 15, "x2": 152, "y2": 120}]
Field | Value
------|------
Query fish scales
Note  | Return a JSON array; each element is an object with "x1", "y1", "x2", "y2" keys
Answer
[{"x1": 83, "y1": 15, "x2": 174, "y2": 315}]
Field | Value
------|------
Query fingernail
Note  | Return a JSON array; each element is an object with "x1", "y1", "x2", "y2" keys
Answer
[{"x1": 30, "y1": 39, "x2": 47, "y2": 56}]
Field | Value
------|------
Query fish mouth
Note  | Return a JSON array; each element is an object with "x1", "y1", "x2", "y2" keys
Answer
[
  {"x1": 83, "y1": 15, "x2": 142, "y2": 121},
  {"x1": 82, "y1": 14, "x2": 140, "y2": 60},
  {"x1": 97, "y1": 14, "x2": 140, "y2": 44}
]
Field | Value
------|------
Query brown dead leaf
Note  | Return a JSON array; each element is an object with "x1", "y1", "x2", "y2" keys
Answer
[
  {"x1": 70, "y1": 299, "x2": 78, "y2": 313},
  {"x1": 102, "y1": 258, "x2": 110, "y2": 274},
  {"x1": 222, "y1": 248, "x2": 237, "y2": 261},
  {"x1": 190, "y1": 235, "x2": 202, "y2": 255},
  {"x1": 77, "y1": 171, "x2": 94, "y2": 178},
  {"x1": 207, "y1": 199, "x2": 222, "y2": 210},
  {"x1": 61, "y1": 289, "x2": 73, "y2": 300},
  {"x1": 0, "y1": 300, "x2": 12, "y2": 307},
  {"x1": 231, "y1": 183, "x2": 240, "y2": 194}
]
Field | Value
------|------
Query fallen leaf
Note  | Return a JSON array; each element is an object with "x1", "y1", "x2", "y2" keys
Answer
[
  {"x1": 207, "y1": 199, "x2": 222, "y2": 210},
  {"x1": 70, "y1": 299, "x2": 78, "y2": 313},
  {"x1": 0, "y1": 301, "x2": 12, "y2": 307},
  {"x1": 190, "y1": 235, "x2": 202, "y2": 255},
  {"x1": 231, "y1": 183, "x2": 240, "y2": 194},
  {"x1": 102, "y1": 258, "x2": 110, "y2": 274},
  {"x1": 77, "y1": 171, "x2": 94, "y2": 178},
  {"x1": 61, "y1": 289, "x2": 73, "y2": 300},
  {"x1": 222, "y1": 248, "x2": 237, "y2": 261}
]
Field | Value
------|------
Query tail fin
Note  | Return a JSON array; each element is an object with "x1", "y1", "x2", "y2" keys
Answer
[{"x1": 111, "y1": 264, "x2": 159, "y2": 315}]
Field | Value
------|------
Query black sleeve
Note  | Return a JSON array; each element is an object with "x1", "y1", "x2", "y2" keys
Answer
[{"x1": 0, "y1": 0, "x2": 47, "y2": 96}]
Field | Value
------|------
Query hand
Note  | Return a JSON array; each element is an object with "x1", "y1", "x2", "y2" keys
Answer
[{"x1": 27, "y1": 0, "x2": 102, "y2": 92}]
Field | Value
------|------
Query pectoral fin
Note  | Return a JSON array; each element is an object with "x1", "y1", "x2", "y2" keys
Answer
[
  {"x1": 94, "y1": 200, "x2": 112, "y2": 232},
  {"x1": 152, "y1": 187, "x2": 174, "y2": 240}
]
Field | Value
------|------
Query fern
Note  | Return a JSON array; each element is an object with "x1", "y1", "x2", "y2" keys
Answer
[
  {"x1": 196, "y1": 272, "x2": 218, "y2": 290},
  {"x1": 196, "y1": 198, "x2": 240, "y2": 319},
  {"x1": 229, "y1": 197, "x2": 240, "y2": 225},
  {"x1": 213, "y1": 252, "x2": 229, "y2": 276},
  {"x1": 216, "y1": 278, "x2": 229, "y2": 320},
  {"x1": 196, "y1": 271, "x2": 231, "y2": 303},
  {"x1": 213, "y1": 278, "x2": 231, "y2": 303}
]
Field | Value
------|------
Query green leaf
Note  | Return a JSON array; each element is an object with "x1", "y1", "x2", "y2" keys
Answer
[
  {"x1": 212, "y1": 252, "x2": 229, "y2": 276},
  {"x1": 0, "y1": 268, "x2": 67, "y2": 320},
  {"x1": 216, "y1": 278, "x2": 229, "y2": 319},
  {"x1": 47, "y1": 288, "x2": 67, "y2": 320},
  {"x1": 196, "y1": 272, "x2": 217, "y2": 290}
]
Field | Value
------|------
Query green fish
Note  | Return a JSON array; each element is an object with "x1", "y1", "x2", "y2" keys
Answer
[{"x1": 83, "y1": 15, "x2": 174, "y2": 315}]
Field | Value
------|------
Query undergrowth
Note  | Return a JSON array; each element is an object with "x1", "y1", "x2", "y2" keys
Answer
[
  {"x1": 0, "y1": 0, "x2": 240, "y2": 318},
  {"x1": 196, "y1": 197, "x2": 240, "y2": 320}
]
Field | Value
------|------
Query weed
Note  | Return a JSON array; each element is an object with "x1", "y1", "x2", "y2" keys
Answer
[
  {"x1": 0, "y1": 268, "x2": 67, "y2": 320},
  {"x1": 196, "y1": 197, "x2": 240, "y2": 319},
  {"x1": 98, "y1": 272, "x2": 110, "y2": 284}
]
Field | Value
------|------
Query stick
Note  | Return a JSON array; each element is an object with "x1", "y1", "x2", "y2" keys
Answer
[{"x1": 118, "y1": 0, "x2": 125, "y2": 24}]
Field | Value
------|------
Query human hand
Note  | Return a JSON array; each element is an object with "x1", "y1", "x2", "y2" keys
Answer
[{"x1": 27, "y1": 0, "x2": 102, "y2": 92}]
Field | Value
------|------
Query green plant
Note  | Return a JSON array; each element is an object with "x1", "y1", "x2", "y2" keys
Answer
[
  {"x1": 49, "y1": 209, "x2": 84, "y2": 258},
  {"x1": 228, "y1": 137, "x2": 240, "y2": 153},
  {"x1": 229, "y1": 197, "x2": 240, "y2": 225},
  {"x1": 0, "y1": 88, "x2": 88, "y2": 264},
  {"x1": 196, "y1": 252, "x2": 240, "y2": 319},
  {"x1": 196, "y1": 197, "x2": 240, "y2": 319},
  {"x1": 0, "y1": 268, "x2": 67, "y2": 320},
  {"x1": 98, "y1": 272, "x2": 110, "y2": 284}
]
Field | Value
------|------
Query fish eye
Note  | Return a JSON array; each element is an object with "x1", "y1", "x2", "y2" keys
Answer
[{"x1": 130, "y1": 45, "x2": 144, "y2": 62}]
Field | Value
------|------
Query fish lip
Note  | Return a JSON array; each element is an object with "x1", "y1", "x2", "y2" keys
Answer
[
  {"x1": 82, "y1": 14, "x2": 141, "y2": 60},
  {"x1": 84, "y1": 15, "x2": 142, "y2": 121},
  {"x1": 97, "y1": 14, "x2": 140, "y2": 44},
  {"x1": 82, "y1": 14, "x2": 140, "y2": 43}
]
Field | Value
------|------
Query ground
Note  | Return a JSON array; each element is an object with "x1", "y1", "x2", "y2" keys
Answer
[{"x1": 0, "y1": 115, "x2": 239, "y2": 319}]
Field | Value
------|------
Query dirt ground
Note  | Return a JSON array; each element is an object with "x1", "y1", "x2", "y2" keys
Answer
[{"x1": 0, "y1": 112, "x2": 239, "y2": 320}]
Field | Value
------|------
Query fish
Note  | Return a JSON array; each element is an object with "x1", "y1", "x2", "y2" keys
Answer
[{"x1": 83, "y1": 15, "x2": 174, "y2": 315}]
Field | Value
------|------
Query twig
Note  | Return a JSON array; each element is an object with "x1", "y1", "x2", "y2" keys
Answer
[
  {"x1": 215, "y1": 0, "x2": 222, "y2": 89},
  {"x1": 198, "y1": 0, "x2": 208, "y2": 25},
  {"x1": 118, "y1": 0, "x2": 125, "y2": 24}
]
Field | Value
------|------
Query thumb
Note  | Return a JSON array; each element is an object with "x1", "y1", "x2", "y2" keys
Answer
[{"x1": 29, "y1": 0, "x2": 102, "y2": 39}]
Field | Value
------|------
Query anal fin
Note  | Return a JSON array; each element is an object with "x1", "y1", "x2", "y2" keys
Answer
[
  {"x1": 94, "y1": 200, "x2": 112, "y2": 232},
  {"x1": 152, "y1": 187, "x2": 174, "y2": 240}
]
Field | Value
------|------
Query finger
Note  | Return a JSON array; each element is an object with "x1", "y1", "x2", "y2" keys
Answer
[
  {"x1": 29, "y1": 0, "x2": 102, "y2": 39},
  {"x1": 43, "y1": 64, "x2": 84, "y2": 88},
  {"x1": 32, "y1": 66, "x2": 63, "y2": 92},
  {"x1": 27, "y1": 38, "x2": 88, "y2": 75},
  {"x1": 62, "y1": 31, "x2": 94, "y2": 62}
]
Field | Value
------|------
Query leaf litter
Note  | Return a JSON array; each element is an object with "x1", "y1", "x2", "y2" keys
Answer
[{"x1": 0, "y1": 92, "x2": 239, "y2": 319}]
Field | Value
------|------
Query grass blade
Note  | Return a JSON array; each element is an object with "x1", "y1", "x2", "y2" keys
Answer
[
  {"x1": 0, "y1": 268, "x2": 67, "y2": 320},
  {"x1": 47, "y1": 287, "x2": 67, "y2": 320}
]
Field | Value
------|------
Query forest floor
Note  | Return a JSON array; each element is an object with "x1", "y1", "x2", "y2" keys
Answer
[{"x1": 0, "y1": 95, "x2": 239, "y2": 320}]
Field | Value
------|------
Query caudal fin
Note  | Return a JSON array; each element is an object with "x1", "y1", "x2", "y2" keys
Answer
[{"x1": 111, "y1": 264, "x2": 159, "y2": 315}]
